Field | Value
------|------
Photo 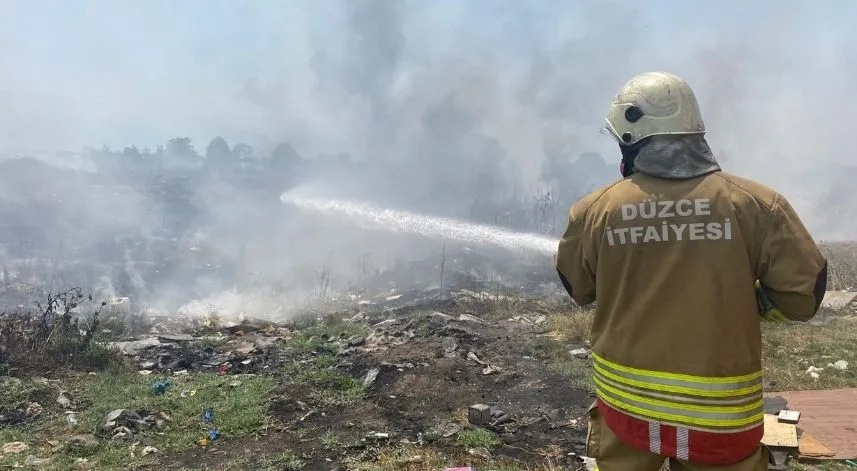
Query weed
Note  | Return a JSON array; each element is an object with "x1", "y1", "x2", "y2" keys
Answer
[
  {"x1": 457, "y1": 427, "x2": 501, "y2": 449},
  {"x1": 258, "y1": 450, "x2": 306, "y2": 470},
  {"x1": 0, "y1": 289, "x2": 125, "y2": 373},
  {"x1": 320, "y1": 430, "x2": 346, "y2": 449},
  {"x1": 309, "y1": 376, "x2": 366, "y2": 407}
]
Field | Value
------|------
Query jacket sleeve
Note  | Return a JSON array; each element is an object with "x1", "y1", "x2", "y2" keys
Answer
[
  {"x1": 555, "y1": 203, "x2": 597, "y2": 306},
  {"x1": 757, "y1": 194, "x2": 828, "y2": 321}
]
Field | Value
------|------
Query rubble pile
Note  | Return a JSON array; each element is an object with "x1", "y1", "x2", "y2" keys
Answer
[{"x1": 110, "y1": 319, "x2": 293, "y2": 374}]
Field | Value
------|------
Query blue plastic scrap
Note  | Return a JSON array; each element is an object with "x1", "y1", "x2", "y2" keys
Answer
[
  {"x1": 208, "y1": 428, "x2": 220, "y2": 441},
  {"x1": 151, "y1": 378, "x2": 172, "y2": 395},
  {"x1": 202, "y1": 408, "x2": 214, "y2": 423}
]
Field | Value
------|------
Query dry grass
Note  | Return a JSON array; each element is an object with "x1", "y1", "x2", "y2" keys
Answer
[
  {"x1": 343, "y1": 444, "x2": 572, "y2": 471},
  {"x1": 762, "y1": 314, "x2": 857, "y2": 391},
  {"x1": 545, "y1": 311, "x2": 593, "y2": 344},
  {"x1": 542, "y1": 309, "x2": 857, "y2": 392},
  {"x1": 788, "y1": 460, "x2": 855, "y2": 471},
  {"x1": 820, "y1": 242, "x2": 857, "y2": 291}
]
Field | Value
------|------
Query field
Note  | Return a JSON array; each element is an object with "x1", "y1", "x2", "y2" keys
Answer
[{"x1": 0, "y1": 243, "x2": 856, "y2": 470}]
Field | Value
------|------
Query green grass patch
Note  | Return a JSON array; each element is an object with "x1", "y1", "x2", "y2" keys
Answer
[
  {"x1": 0, "y1": 370, "x2": 276, "y2": 471},
  {"x1": 456, "y1": 427, "x2": 501, "y2": 449},
  {"x1": 762, "y1": 317, "x2": 857, "y2": 391}
]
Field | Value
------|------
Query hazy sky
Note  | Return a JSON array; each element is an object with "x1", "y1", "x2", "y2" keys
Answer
[{"x1": 2, "y1": 0, "x2": 856, "y2": 236}]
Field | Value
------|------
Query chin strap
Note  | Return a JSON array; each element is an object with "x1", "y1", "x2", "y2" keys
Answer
[{"x1": 619, "y1": 137, "x2": 649, "y2": 178}]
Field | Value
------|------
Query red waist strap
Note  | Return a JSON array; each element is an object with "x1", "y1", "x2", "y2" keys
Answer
[{"x1": 597, "y1": 399, "x2": 763, "y2": 465}]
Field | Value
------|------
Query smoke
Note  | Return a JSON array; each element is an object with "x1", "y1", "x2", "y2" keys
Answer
[{"x1": 0, "y1": 0, "x2": 855, "y2": 319}]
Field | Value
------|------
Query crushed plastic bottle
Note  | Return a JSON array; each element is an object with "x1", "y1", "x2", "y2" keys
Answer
[
  {"x1": 66, "y1": 412, "x2": 78, "y2": 427},
  {"x1": 151, "y1": 378, "x2": 172, "y2": 395}
]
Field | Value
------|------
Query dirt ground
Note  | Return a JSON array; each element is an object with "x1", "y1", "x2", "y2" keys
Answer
[{"x1": 158, "y1": 303, "x2": 594, "y2": 470}]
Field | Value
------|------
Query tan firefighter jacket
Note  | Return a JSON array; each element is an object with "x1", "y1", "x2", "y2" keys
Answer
[{"x1": 554, "y1": 170, "x2": 827, "y2": 449}]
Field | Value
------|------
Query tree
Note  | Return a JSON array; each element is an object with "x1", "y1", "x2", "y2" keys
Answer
[
  {"x1": 166, "y1": 137, "x2": 200, "y2": 167},
  {"x1": 269, "y1": 142, "x2": 303, "y2": 176},
  {"x1": 122, "y1": 145, "x2": 142, "y2": 161},
  {"x1": 167, "y1": 137, "x2": 194, "y2": 155},
  {"x1": 205, "y1": 137, "x2": 234, "y2": 171},
  {"x1": 232, "y1": 143, "x2": 254, "y2": 161}
]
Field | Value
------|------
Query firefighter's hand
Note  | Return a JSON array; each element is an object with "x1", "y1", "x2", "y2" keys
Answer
[{"x1": 755, "y1": 280, "x2": 789, "y2": 323}]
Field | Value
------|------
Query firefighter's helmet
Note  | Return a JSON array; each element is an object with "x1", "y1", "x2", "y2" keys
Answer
[{"x1": 604, "y1": 72, "x2": 706, "y2": 145}]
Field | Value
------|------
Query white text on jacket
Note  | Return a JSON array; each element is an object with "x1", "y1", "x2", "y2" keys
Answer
[{"x1": 605, "y1": 198, "x2": 732, "y2": 245}]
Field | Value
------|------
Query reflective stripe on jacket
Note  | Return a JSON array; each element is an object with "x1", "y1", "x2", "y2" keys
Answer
[
  {"x1": 591, "y1": 352, "x2": 765, "y2": 464},
  {"x1": 592, "y1": 352, "x2": 764, "y2": 431}
]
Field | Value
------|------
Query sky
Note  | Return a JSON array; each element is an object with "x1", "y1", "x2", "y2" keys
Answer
[{"x1": 1, "y1": 0, "x2": 856, "y2": 237}]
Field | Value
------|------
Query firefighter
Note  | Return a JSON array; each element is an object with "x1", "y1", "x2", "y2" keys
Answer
[{"x1": 554, "y1": 71, "x2": 828, "y2": 470}]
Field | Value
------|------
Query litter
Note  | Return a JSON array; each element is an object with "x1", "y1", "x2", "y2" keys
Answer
[
  {"x1": 777, "y1": 410, "x2": 800, "y2": 424},
  {"x1": 151, "y1": 378, "x2": 172, "y2": 395},
  {"x1": 363, "y1": 367, "x2": 380, "y2": 387}
]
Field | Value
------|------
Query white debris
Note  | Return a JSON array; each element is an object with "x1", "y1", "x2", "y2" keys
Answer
[
  {"x1": 570, "y1": 348, "x2": 591, "y2": 359},
  {"x1": 778, "y1": 410, "x2": 801, "y2": 424},
  {"x1": 24, "y1": 455, "x2": 54, "y2": 467},
  {"x1": 363, "y1": 368, "x2": 380, "y2": 387},
  {"x1": 458, "y1": 314, "x2": 485, "y2": 324},
  {"x1": 508, "y1": 314, "x2": 547, "y2": 325},
  {"x1": 828, "y1": 360, "x2": 849, "y2": 371},
  {"x1": 467, "y1": 352, "x2": 486, "y2": 365},
  {"x1": 373, "y1": 319, "x2": 398, "y2": 328},
  {"x1": 56, "y1": 393, "x2": 71, "y2": 409},
  {"x1": 806, "y1": 366, "x2": 823, "y2": 379}
]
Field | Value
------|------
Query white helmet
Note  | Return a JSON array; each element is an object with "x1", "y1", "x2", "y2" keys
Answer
[{"x1": 604, "y1": 72, "x2": 706, "y2": 145}]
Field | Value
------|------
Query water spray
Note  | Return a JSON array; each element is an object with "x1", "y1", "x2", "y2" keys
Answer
[{"x1": 280, "y1": 193, "x2": 560, "y2": 255}]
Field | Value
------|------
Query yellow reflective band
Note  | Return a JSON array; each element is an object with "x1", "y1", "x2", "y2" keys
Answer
[
  {"x1": 591, "y1": 352, "x2": 762, "y2": 388},
  {"x1": 595, "y1": 377, "x2": 764, "y2": 429},
  {"x1": 761, "y1": 308, "x2": 790, "y2": 323},
  {"x1": 594, "y1": 374, "x2": 762, "y2": 414},
  {"x1": 592, "y1": 362, "x2": 762, "y2": 399},
  {"x1": 591, "y1": 352, "x2": 765, "y2": 431},
  {"x1": 594, "y1": 368, "x2": 762, "y2": 406}
]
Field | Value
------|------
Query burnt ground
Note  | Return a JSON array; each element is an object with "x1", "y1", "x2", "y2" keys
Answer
[{"x1": 132, "y1": 297, "x2": 594, "y2": 471}]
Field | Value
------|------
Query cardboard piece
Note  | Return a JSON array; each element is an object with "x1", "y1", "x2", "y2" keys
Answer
[
  {"x1": 798, "y1": 431, "x2": 836, "y2": 458},
  {"x1": 766, "y1": 388, "x2": 857, "y2": 459},
  {"x1": 761, "y1": 414, "x2": 798, "y2": 448}
]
